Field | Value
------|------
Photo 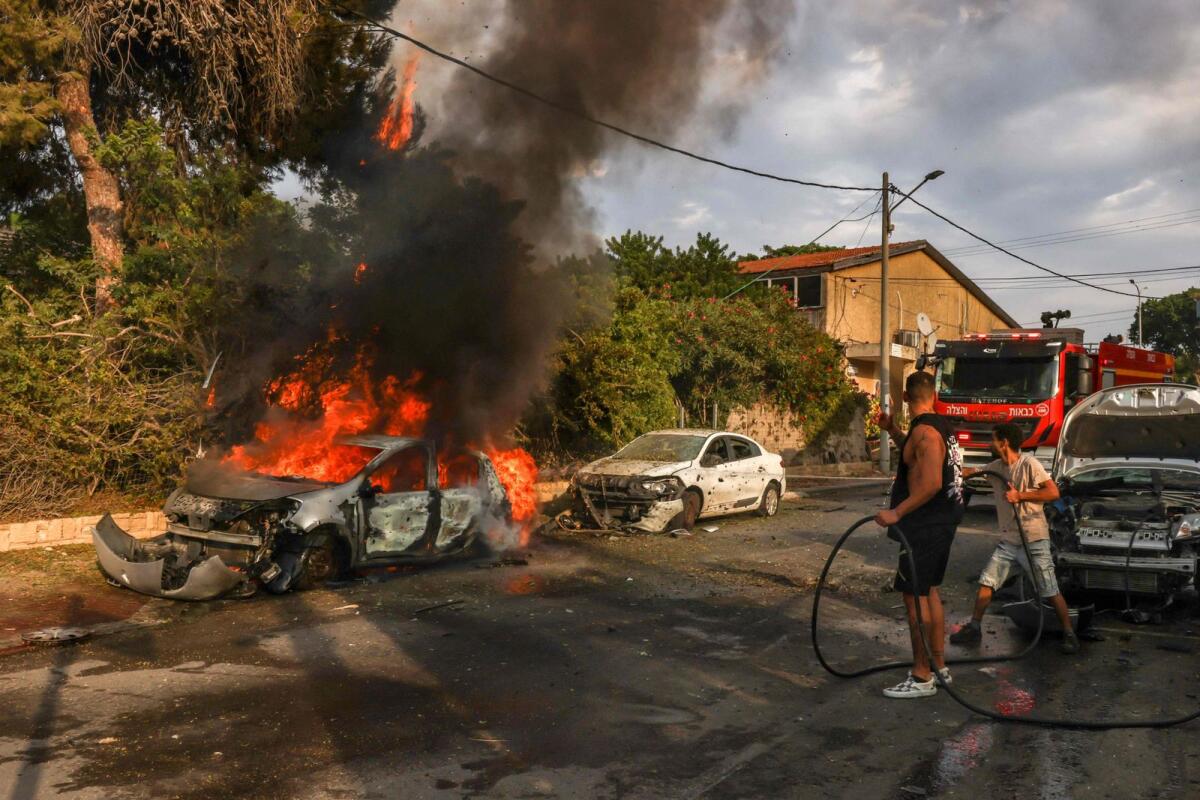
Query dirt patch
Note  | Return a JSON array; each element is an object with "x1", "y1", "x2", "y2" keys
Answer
[{"x1": 0, "y1": 544, "x2": 152, "y2": 652}]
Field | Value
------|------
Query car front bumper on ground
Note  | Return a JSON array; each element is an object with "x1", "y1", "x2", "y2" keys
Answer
[{"x1": 91, "y1": 513, "x2": 245, "y2": 601}]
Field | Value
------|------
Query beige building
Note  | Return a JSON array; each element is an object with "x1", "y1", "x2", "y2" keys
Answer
[{"x1": 737, "y1": 240, "x2": 1018, "y2": 412}]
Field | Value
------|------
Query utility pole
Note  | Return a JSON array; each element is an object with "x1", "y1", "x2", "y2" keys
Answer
[
  {"x1": 1129, "y1": 279, "x2": 1144, "y2": 346},
  {"x1": 879, "y1": 172, "x2": 891, "y2": 474}
]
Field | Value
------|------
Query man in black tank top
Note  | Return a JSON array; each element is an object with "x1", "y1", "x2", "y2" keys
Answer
[{"x1": 874, "y1": 370, "x2": 964, "y2": 699}]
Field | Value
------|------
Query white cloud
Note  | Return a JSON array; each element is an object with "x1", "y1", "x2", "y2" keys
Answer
[{"x1": 671, "y1": 201, "x2": 711, "y2": 228}]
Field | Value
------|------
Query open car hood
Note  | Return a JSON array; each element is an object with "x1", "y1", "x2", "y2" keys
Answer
[
  {"x1": 184, "y1": 459, "x2": 333, "y2": 501},
  {"x1": 1056, "y1": 383, "x2": 1200, "y2": 476}
]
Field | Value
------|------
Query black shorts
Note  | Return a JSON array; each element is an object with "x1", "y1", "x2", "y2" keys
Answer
[{"x1": 891, "y1": 523, "x2": 957, "y2": 596}]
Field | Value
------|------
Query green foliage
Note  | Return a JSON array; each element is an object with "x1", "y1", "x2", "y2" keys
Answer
[
  {"x1": 0, "y1": 0, "x2": 73, "y2": 148},
  {"x1": 0, "y1": 121, "x2": 337, "y2": 517},
  {"x1": 606, "y1": 230, "x2": 744, "y2": 298},
  {"x1": 741, "y1": 243, "x2": 845, "y2": 260},
  {"x1": 530, "y1": 234, "x2": 863, "y2": 459},
  {"x1": 540, "y1": 288, "x2": 679, "y2": 453},
  {"x1": 1130, "y1": 288, "x2": 1200, "y2": 383}
]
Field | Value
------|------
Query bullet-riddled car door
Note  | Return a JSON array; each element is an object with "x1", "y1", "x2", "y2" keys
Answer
[
  {"x1": 435, "y1": 453, "x2": 488, "y2": 551},
  {"x1": 696, "y1": 437, "x2": 737, "y2": 513},
  {"x1": 724, "y1": 436, "x2": 769, "y2": 511},
  {"x1": 361, "y1": 444, "x2": 437, "y2": 557}
]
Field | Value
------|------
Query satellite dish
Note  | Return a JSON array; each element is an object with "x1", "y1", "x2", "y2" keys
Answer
[
  {"x1": 916, "y1": 312, "x2": 934, "y2": 337},
  {"x1": 926, "y1": 331, "x2": 939, "y2": 352}
]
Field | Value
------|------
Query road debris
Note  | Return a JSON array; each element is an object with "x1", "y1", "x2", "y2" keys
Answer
[
  {"x1": 21, "y1": 626, "x2": 91, "y2": 646},
  {"x1": 414, "y1": 599, "x2": 464, "y2": 615}
]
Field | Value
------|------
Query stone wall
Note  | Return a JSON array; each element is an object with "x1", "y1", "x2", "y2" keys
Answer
[
  {"x1": 726, "y1": 402, "x2": 868, "y2": 466},
  {"x1": 0, "y1": 482, "x2": 573, "y2": 552},
  {"x1": 0, "y1": 511, "x2": 167, "y2": 552}
]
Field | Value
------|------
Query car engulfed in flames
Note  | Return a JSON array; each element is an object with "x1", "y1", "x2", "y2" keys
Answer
[{"x1": 92, "y1": 436, "x2": 515, "y2": 600}]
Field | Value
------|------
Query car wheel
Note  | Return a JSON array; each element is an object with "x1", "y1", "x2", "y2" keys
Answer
[
  {"x1": 668, "y1": 490, "x2": 702, "y2": 531},
  {"x1": 293, "y1": 540, "x2": 345, "y2": 591},
  {"x1": 757, "y1": 483, "x2": 781, "y2": 517}
]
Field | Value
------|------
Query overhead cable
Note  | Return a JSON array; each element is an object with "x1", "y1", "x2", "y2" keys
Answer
[
  {"x1": 893, "y1": 189, "x2": 1158, "y2": 300},
  {"x1": 939, "y1": 206, "x2": 1200, "y2": 256},
  {"x1": 327, "y1": 2, "x2": 876, "y2": 193},
  {"x1": 721, "y1": 191, "x2": 882, "y2": 298}
]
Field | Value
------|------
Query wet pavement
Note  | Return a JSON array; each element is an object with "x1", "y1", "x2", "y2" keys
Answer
[{"x1": 1, "y1": 483, "x2": 1199, "y2": 798}]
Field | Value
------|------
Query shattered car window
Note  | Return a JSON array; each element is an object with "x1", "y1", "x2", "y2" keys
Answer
[
  {"x1": 247, "y1": 444, "x2": 382, "y2": 484},
  {"x1": 612, "y1": 434, "x2": 708, "y2": 463},
  {"x1": 372, "y1": 446, "x2": 429, "y2": 493}
]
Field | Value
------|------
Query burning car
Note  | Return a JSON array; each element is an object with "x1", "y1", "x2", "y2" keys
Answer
[
  {"x1": 562, "y1": 429, "x2": 786, "y2": 532},
  {"x1": 1050, "y1": 383, "x2": 1200, "y2": 601},
  {"x1": 92, "y1": 436, "x2": 512, "y2": 600}
]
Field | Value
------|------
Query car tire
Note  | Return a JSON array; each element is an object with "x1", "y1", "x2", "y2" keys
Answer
[
  {"x1": 757, "y1": 482, "x2": 781, "y2": 517},
  {"x1": 669, "y1": 490, "x2": 702, "y2": 531},
  {"x1": 293, "y1": 538, "x2": 347, "y2": 591}
]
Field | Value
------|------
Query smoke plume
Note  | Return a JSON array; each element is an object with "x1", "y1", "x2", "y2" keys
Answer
[{"x1": 218, "y1": 1, "x2": 796, "y2": 453}]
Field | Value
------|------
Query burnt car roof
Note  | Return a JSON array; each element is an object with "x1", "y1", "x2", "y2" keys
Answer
[{"x1": 338, "y1": 434, "x2": 427, "y2": 449}]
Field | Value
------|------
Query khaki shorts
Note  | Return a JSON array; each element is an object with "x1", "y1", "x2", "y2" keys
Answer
[{"x1": 979, "y1": 540, "x2": 1059, "y2": 598}]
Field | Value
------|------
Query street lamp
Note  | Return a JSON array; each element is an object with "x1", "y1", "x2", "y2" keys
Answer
[
  {"x1": 879, "y1": 169, "x2": 944, "y2": 475},
  {"x1": 1129, "y1": 279, "x2": 1144, "y2": 346}
]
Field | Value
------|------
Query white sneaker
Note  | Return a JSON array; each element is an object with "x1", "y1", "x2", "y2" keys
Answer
[
  {"x1": 883, "y1": 673, "x2": 937, "y2": 699},
  {"x1": 937, "y1": 667, "x2": 952, "y2": 685}
]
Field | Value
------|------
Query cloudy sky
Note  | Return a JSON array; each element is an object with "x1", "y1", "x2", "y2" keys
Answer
[{"x1": 298, "y1": 1, "x2": 1200, "y2": 341}]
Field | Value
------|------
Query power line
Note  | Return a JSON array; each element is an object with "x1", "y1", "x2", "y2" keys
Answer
[
  {"x1": 893, "y1": 190, "x2": 1157, "y2": 300},
  {"x1": 328, "y1": 2, "x2": 877, "y2": 194},
  {"x1": 940, "y1": 206, "x2": 1200, "y2": 255},
  {"x1": 855, "y1": 194, "x2": 883, "y2": 247},
  {"x1": 943, "y1": 216, "x2": 1200, "y2": 258},
  {"x1": 722, "y1": 191, "x2": 882, "y2": 298},
  {"x1": 838, "y1": 263, "x2": 1200, "y2": 286}
]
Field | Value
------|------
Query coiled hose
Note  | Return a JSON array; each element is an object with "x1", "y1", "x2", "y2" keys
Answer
[{"x1": 810, "y1": 468, "x2": 1200, "y2": 729}]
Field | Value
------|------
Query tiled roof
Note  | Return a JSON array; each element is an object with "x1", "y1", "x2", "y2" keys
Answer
[{"x1": 736, "y1": 241, "x2": 924, "y2": 274}]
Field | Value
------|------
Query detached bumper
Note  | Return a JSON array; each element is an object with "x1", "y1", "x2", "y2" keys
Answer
[{"x1": 91, "y1": 513, "x2": 245, "y2": 601}]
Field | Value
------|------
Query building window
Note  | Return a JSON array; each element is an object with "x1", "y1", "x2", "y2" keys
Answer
[{"x1": 758, "y1": 274, "x2": 823, "y2": 308}]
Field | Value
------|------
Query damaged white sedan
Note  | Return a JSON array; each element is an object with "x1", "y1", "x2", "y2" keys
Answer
[
  {"x1": 92, "y1": 436, "x2": 511, "y2": 600},
  {"x1": 562, "y1": 429, "x2": 785, "y2": 532},
  {"x1": 1051, "y1": 383, "x2": 1200, "y2": 602}
]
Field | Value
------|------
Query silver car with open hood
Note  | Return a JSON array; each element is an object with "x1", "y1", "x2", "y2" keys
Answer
[
  {"x1": 1051, "y1": 383, "x2": 1200, "y2": 600},
  {"x1": 92, "y1": 436, "x2": 511, "y2": 600}
]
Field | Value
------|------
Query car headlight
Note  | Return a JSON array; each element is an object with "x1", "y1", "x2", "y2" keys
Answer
[
  {"x1": 640, "y1": 477, "x2": 682, "y2": 497},
  {"x1": 1173, "y1": 514, "x2": 1199, "y2": 540}
]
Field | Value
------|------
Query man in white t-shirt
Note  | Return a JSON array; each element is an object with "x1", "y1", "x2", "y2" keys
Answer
[{"x1": 950, "y1": 423, "x2": 1079, "y2": 654}]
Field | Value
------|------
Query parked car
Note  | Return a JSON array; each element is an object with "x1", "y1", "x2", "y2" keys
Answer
[
  {"x1": 564, "y1": 429, "x2": 786, "y2": 532},
  {"x1": 92, "y1": 435, "x2": 511, "y2": 600},
  {"x1": 1050, "y1": 383, "x2": 1200, "y2": 602}
]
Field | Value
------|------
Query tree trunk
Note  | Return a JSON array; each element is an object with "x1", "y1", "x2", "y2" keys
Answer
[{"x1": 56, "y1": 66, "x2": 124, "y2": 312}]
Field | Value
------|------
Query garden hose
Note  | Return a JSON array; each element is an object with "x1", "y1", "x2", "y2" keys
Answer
[{"x1": 810, "y1": 468, "x2": 1200, "y2": 729}]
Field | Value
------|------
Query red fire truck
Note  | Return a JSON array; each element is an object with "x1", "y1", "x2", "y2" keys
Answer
[{"x1": 927, "y1": 328, "x2": 1175, "y2": 473}]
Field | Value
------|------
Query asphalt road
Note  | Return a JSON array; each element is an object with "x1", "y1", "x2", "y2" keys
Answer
[{"x1": 2, "y1": 483, "x2": 1199, "y2": 799}]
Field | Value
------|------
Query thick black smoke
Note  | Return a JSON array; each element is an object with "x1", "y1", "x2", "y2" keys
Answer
[
  {"x1": 435, "y1": 0, "x2": 796, "y2": 249},
  {"x1": 218, "y1": 1, "x2": 795, "y2": 449}
]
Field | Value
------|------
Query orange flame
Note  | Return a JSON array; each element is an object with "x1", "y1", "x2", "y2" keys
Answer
[
  {"x1": 222, "y1": 334, "x2": 539, "y2": 522},
  {"x1": 354, "y1": 262, "x2": 368, "y2": 284},
  {"x1": 376, "y1": 54, "x2": 420, "y2": 151}
]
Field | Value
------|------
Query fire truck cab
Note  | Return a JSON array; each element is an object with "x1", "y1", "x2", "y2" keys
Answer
[{"x1": 928, "y1": 328, "x2": 1174, "y2": 478}]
